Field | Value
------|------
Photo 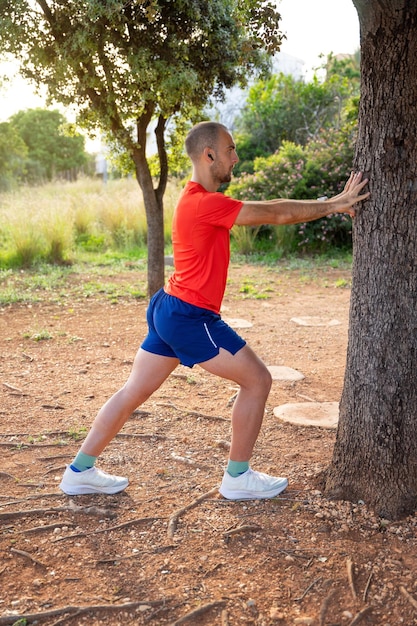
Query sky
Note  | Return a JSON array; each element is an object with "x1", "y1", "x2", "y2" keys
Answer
[
  {"x1": 278, "y1": 0, "x2": 360, "y2": 70},
  {"x1": 0, "y1": 0, "x2": 360, "y2": 124}
]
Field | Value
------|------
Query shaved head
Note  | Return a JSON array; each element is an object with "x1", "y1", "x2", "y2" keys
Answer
[{"x1": 185, "y1": 121, "x2": 229, "y2": 161}]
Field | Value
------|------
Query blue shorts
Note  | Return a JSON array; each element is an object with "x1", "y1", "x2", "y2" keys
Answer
[{"x1": 141, "y1": 288, "x2": 246, "y2": 368}]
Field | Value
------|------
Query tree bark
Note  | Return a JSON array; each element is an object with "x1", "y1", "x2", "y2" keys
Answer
[
  {"x1": 134, "y1": 110, "x2": 167, "y2": 298},
  {"x1": 324, "y1": 0, "x2": 417, "y2": 519}
]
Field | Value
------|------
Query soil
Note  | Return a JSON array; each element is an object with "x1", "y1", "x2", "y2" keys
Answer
[{"x1": 1, "y1": 262, "x2": 417, "y2": 626}]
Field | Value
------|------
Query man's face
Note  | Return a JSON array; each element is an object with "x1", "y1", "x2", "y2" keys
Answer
[{"x1": 211, "y1": 129, "x2": 239, "y2": 185}]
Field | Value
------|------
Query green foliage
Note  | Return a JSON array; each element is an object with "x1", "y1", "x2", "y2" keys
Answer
[
  {"x1": 28, "y1": 329, "x2": 53, "y2": 341},
  {"x1": 148, "y1": 114, "x2": 198, "y2": 180},
  {"x1": 233, "y1": 57, "x2": 360, "y2": 176},
  {"x1": 9, "y1": 109, "x2": 87, "y2": 183},
  {"x1": 0, "y1": 0, "x2": 283, "y2": 148},
  {"x1": 229, "y1": 111, "x2": 358, "y2": 251},
  {"x1": 229, "y1": 141, "x2": 307, "y2": 200},
  {"x1": 325, "y1": 50, "x2": 361, "y2": 83},
  {"x1": 0, "y1": 261, "x2": 149, "y2": 306},
  {"x1": 229, "y1": 141, "x2": 302, "y2": 257},
  {"x1": 0, "y1": 122, "x2": 27, "y2": 191},
  {"x1": 8, "y1": 220, "x2": 44, "y2": 267},
  {"x1": 228, "y1": 56, "x2": 361, "y2": 253},
  {"x1": 41, "y1": 209, "x2": 75, "y2": 264}
]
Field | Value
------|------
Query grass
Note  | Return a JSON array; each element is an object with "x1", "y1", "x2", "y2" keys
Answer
[
  {"x1": 0, "y1": 177, "x2": 353, "y2": 305},
  {"x1": 0, "y1": 253, "x2": 352, "y2": 307},
  {"x1": 0, "y1": 177, "x2": 178, "y2": 268},
  {"x1": 25, "y1": 329, "x2": 53, "y2": 341},
  {"x1": 0, "y1": 261, "x2": 149, "y2": 306}
]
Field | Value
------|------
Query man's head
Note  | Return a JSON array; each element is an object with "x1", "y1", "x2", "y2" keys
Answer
[
  {"x1": 185, "y1": 121, "x2": 239, "y2": 188},
  {"x1": 185, "y1": 122, "x2": 228, "y2": 160}
]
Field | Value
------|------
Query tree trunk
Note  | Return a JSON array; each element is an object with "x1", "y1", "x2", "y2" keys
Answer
[
  {"x1": 136, "y1": 164, "x2": 165, "y2": 298},
  {"x1": 134, "y1": 111, "x2": 167, "y2": 298},
  {"x1": 324, "y1": 0, "x2": 417, "y2": 519}
]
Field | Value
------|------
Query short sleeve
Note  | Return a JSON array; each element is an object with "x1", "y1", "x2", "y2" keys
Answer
[{"x1": 197, "y1": 192, "x2": 243, "y2": 229}]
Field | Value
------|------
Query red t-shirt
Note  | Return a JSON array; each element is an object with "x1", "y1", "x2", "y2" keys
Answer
[{"x1": 165, "y1": 181, "x2": 243, "y2": 313}]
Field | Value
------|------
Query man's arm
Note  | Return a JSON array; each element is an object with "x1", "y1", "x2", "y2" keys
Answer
[{"x1": 234, "y1": 172, "x2": 370, "y2": 227}]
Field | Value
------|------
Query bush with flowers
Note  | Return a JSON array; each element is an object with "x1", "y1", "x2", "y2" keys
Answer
[{"x1": 228, "y1": 115, "x2": 357, "y2": 253}]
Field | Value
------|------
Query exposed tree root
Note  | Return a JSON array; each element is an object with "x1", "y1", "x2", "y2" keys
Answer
[
  {"x1": 95, "y1": 543, "x2": 177, "y2": 564},
  {"x1": 157, "y1": 401, "x2": 228, "y2": 422},
  {"x1": 221, "y1": 608, "x2": 230, "y2": 625},
  {"x1": 167, "y1": 486, "x2": 219, "y2": 539},
  {"x1": 319, "y1": 589, "x2": 337, "y2": 626},
  {"x1": 41, "y1": 404, "x2": 65, "y2": 410},
  {"x1": 3, "y1": 382, "x2": 24, "y2": 393},
  {"x1": 0, "y1": 600, "x2": 167, "y2": 625},
  {"x1": 363, "y1": 571, "x2": 373, "y2": 603},
  {"x1": 53, "y1": 516, "x2": 161, "y2": 543},
  {"x1": 346, "y1": 557, "x2": 357, "y2": 599},
  {"x1": 0, "y1": 506, "x2": 71, "y2": 521},
  {"x1": 116, "y1": 432, "x2": 167, "y2": 440},
  {"x1": 1, "y1": 493, "x2": 66, "y2": 506},
  {"x1": 171, "y1": 453, "x2": 210, "y2": 470},
  {"x1": 10, "y1": 547, "x2": 47, "y2": 569},
  {"x1": 348, "y1": 606, "x2": 373, "y2": 625},
  {"x1": 400, "y1": 586, "x2": 417, "y2": 610},
  {"x1": 20, "y1": 522, "x2": 76, "y2": 535},
  {"x1": 0, "y1": 472, "x2": 16, "y2": 480},
  {"x1": 223, "y1": 524, "x2": 261, "y2": 540},
  {"x1": 171, "y1": 600, "x2": 227, "y2": 625},
  {"x1": 0, "y1": 502, "x2": 116, "y2": 522},
  {"x1": 294, "y1": 577, "x2": 322, "y2": 602}
]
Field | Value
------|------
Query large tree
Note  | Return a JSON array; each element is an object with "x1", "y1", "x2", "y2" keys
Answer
[
  {"x1": 324, "y1": 0, "x2": 417, "y2": 520},
  {"x1": 0, "y1": 0, "x2": 283, "y2": 295}
]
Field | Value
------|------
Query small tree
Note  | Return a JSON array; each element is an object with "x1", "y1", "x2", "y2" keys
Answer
[
  {"x1": 0, "y1": 0, "x2": 283, "y2": 295},
  {"x1": 10, "y1": 108, "x2": 87, "y2": 183}
]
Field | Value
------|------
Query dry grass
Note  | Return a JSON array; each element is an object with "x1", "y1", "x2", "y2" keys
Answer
[{"x1": 0, "y1": 177, "x2": 179, "y2": 266}]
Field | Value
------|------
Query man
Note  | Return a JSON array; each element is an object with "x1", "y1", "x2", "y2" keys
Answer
[{"x1": 60, "y1": 121, "x2": 369, "y2": 499}]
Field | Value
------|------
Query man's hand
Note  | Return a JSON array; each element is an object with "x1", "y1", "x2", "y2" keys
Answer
[{"x1": 330, "y1": 172, "x2": 370, "y2": 218}]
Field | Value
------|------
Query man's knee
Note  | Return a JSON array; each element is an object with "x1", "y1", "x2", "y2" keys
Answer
[
  {"x1": 261, "y1": 365, "x2": 273, "y2": 394},
  {"x1": 249, "y1": 362, "x2": 272, "y2": 396}
]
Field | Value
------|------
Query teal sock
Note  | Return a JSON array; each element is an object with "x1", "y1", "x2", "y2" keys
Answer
[
  {"x1": 70, "y1": 451, "x2": 97, "y2": 473},
  {"x1": 227, "y1": 460, "x2": 249, "y2": 478}
]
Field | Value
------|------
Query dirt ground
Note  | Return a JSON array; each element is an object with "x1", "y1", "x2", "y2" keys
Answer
[{"x1": 1, "y1": 262, "x2": 417, "y2": 626}]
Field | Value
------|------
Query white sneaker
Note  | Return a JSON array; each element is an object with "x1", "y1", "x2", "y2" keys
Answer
[
  {"x1": 59, "y1": 466, "x2": 129, "y2": 495},
  {"x1": 219, "y1": 468, "x2": 288, "y2": 500}
]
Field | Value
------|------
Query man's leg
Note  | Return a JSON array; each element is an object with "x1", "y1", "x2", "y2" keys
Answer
[
  {"x1": 200, "y1": 344, "x2": 271, "y2": 460},
  {"x1": 80, "y1": 349, "x2": 179, "y2": 456},
  {"x1": 200, "y1": 344, "x2": 288, "y2": 499},
  {"x1": 60, "y1": 349, "x2": 179, "y2": 495}
]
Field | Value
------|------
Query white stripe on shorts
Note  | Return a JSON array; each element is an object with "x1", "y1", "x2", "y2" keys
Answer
[{"x1": 204, "y1": 322, "x2": 218, "y2": 348}]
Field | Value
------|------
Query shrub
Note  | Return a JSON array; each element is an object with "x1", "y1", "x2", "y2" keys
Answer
[{"x1": 228, "y1": 116, "x2": 357, "y2": 253}]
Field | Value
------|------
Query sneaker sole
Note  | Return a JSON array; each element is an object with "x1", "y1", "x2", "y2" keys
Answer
[
  {"x1": 59, "y1": 481, "x2": 128, "y2": 496},
  {"x1": 219, "y1": 478, "x2": 288, "y2": 500}
]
